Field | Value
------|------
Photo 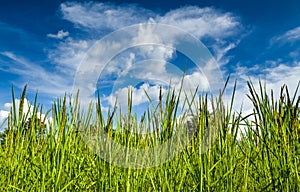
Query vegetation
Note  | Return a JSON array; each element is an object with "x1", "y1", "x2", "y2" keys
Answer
[{"x1": 0, "y1": 79, "x2": 299, "y2": 191}]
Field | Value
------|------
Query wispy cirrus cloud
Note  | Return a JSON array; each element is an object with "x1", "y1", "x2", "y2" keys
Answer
[
  {"x1": 157, "y1": 6, "x2": 243, "y2": 65},
  {"x1": 0, "y1": 51, "x2": 71, "y2": 97},
  {"x1": 157, "y1": 6, "x2": 241, "y2": 39},
  {"x1": 61, "y1": 2, "x2": 155, "y2": 31},
  {"x1": 47, "y1": 38, "x2": 91, "y2": 75},
  {"x1": 271, "y1": 26, "x2": 300, "y2": 44}
]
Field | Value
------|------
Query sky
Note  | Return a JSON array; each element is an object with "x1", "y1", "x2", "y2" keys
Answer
[{"x1": 1, "y1": 0, "x2": 300, "y2": 128}]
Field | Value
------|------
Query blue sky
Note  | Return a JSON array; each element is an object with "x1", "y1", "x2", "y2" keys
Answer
[{"x1": 1, "y1": 0, "x2": 300, "y2": 126}]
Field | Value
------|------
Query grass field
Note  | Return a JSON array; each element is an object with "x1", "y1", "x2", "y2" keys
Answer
[{"x1": 0, "y1": 79, "x2": 299, "y2": 191}]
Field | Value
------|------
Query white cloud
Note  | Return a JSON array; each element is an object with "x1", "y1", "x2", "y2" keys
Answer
[
  {"x1": 211, "y1": 40, "x2": 240, "y2": 65},
  {"x1": 55, "y1": 2, "x2": 242, "y2": 71},
  {"x1": 4, "y1": 102, "x2": 12, "y2": 109},
  {"x1": 0, "y1": 2, "x2": 243, "y2": 111},
  {"x1": 0, "y1": 110, "x2": 9, "y2": 127},
  {"x1": 61, "y1": 3, "x2": 240, "y2": 39},
  {"x1": 157, "y1": 6, "x2": 242, "y2": 65},
  {"x1": 183, "y1": 71, "x2": 210, "y2": 92},
  {"x1": 71, "y1": 23, "x2": 225, "y2": 111},
  {"x1": 289, "y1": 50, "x2": 300, "y2": 60},
  {"x1": 0, "y1": 98, "x2": 52, "y2": 132},
  {"x1": 106, "y1": 83, "x2": 164, "y2": 108},
  {"x1": 104, "y1": 71, "x2": 212, "y2": 112},
  {"x1": 47, "y1": 30, "x2": 69, "y2": 39},
  {"x1": 271, "y1": 26, "x2": 300, "y2": 44},
  {"x1": 46, "y1": 2, "x2": 243, "y2": 111},
  {"x1": 231, "y1": 60, "x2": 300, "y2": 119},
  {"x1": 0, "y1": 98, "x2": 31, "y2": 129},
  {"x1": 214, "y1": 60, "x2": 300, "y2": 139},
  {"x1": 47, "y1": 38, "x2": 90, "y2": 75},
  {"x1": 157, "y1": 6, "x2": 240, "y2": 39},
  {"x1": 60, "y1": 2, "x2": 154, "y2": 30}
]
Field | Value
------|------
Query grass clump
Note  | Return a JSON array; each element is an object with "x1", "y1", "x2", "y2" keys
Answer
[{"x1": 0, "y1": 79, "x2": 299, "y2": 191}]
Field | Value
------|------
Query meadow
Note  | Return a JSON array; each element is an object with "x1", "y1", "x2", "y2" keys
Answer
[{"x1": 0, "y1": 78, "x2": 299, "y2": 191}]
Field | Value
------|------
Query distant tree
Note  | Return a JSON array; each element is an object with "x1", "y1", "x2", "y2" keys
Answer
[{"x1": 0, "y1": 116, "x2": 47, "y2": 148}]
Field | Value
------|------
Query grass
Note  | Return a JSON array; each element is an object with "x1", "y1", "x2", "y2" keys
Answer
[{"x1": 0, "y1": 79, "x2": 299, "y2": 191}]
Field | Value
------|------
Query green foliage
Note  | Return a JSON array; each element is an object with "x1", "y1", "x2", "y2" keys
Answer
[{"x1": 0, "y1": 79, "x2": 299, "y2": 191}]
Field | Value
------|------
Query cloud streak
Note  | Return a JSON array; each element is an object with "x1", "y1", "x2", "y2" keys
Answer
[
  {"x1": 0, "y1": 52, "x2": 71, "y2": 97},
  {"x1": 61, "y1": 2, "x2": 154, "y2": 31},
  {"x1": 47, "y1": 30, "x2": 69, "y2": 39},
  {"x1": 157, "y1": 6, "x2": 240, "y2": 39},
  {"x1": 271, "y1": 26, "x2": 300, "y2": 44}
]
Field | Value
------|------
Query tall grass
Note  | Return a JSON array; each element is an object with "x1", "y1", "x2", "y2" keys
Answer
[{"x1": 0, "y1": 79, "x2": 299, "y2": 191}]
